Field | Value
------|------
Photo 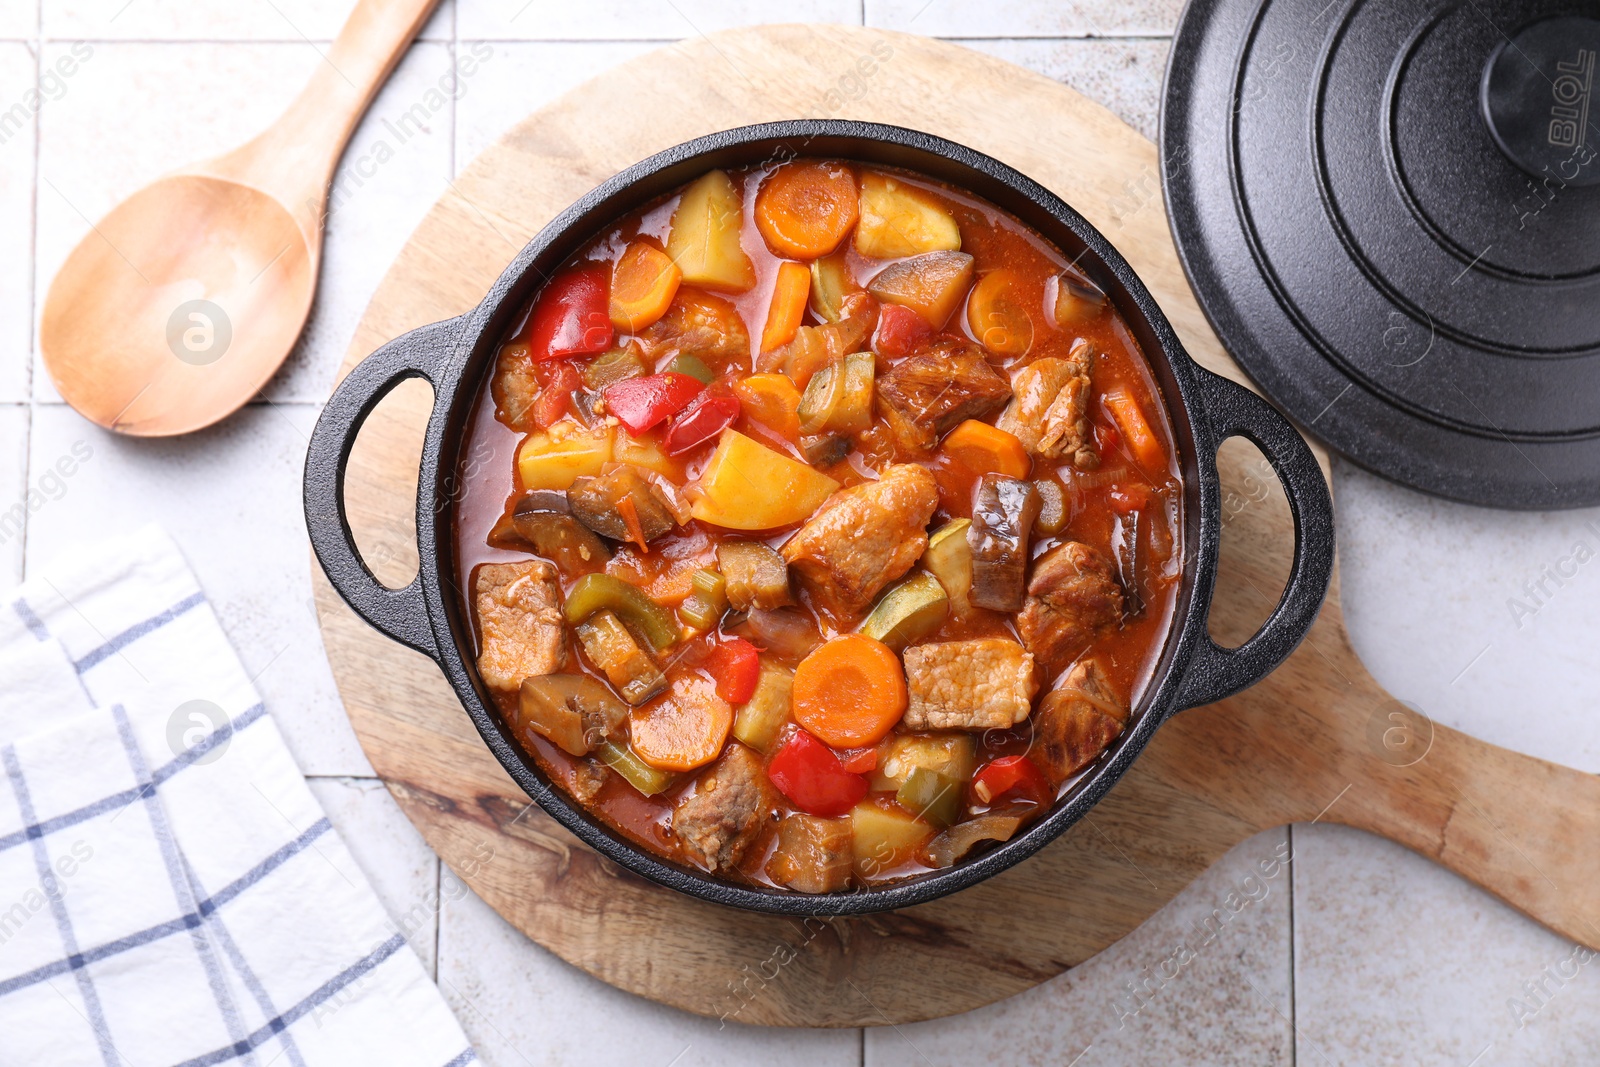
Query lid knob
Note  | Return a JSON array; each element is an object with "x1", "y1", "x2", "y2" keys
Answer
[{"x1": 1481, "y1": 15, "x2": 1600, "y2": 188}]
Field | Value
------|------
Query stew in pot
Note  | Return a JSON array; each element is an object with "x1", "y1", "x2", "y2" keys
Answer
[{"x1": 453, "y1": 159, "x2": 1184, "y2": 892}]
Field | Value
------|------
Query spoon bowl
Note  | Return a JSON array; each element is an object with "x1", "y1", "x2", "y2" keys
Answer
[
  {"x1": 38, "y1": 0, "x2": 441, "y2": 436},
  {"x1": 42, "y1": 175, "x2": 315, "y2": 435}
]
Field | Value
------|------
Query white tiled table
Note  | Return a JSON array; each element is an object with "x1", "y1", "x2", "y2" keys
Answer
[{"x1": 4, "y1": 3, "x2": 1598, "y2": 1063}]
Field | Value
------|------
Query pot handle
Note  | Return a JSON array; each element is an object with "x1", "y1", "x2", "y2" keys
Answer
[
  {"x1": 1175, "y1": 371, "x2": 1335, "y2": 710},
  {"x1": 303, "y1": 315, "x2": 463, "y2": 660}
]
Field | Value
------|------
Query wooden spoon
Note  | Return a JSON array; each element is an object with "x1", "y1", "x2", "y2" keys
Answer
[{"x1": 39, "y1": 0, "x2": 441, "y2": 437}]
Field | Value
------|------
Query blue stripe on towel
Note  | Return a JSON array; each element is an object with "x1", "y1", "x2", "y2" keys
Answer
[
  {"x1": 10, "y1": 598, "x2": 49, "y2": 642},
  {"x1": 169, "y1": 935, "x2": 409, "y2": 1067},
  {"x1": 0, "y1": 703, "x2": 267, "y2": 855},
  {"x1": 73, "y1": 590, "x2": 206, "y2": 674},
  {"x1": 0, "y1": 817, "x2": 333, "y2": 999}
]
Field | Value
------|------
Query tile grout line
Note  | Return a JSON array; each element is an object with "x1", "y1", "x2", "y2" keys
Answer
[
  {"x1": 22, "y1": 0, "x2": 40, "y2": 576},
  {"x1": 431, "y1": 855, "x2": 442, "y2": 983},
  {"x1": 448, "y1": 0, "x2": 457, "y2": 180},
  {"x1": 1287, "y1": 824, "x2": 1298, "y2": 1067}
]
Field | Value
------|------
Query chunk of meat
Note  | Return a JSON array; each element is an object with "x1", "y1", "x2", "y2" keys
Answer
[
  {"x1": 672, "y1": 743, "x2": 774, "y2": 872},
  {"x1": 570, "y1": 758, "x2": 611, "y2": 804},
  {"x1": 902, "y1": 637, "x2": 1038, "y2": 731},
  {"x1": 474, "y1": 561, "x2": 566, "y2": 693},
  {"x1": 766, "y1": 813, "x2": 853, "y2": 893},
  {"x1": 1017, "y1": 541, "x2": 1124, "y2": 674},
  {"x1": 490, "y1": 346, "x2": 540, "y2": 431},
  {"x1": 1033, "y1": 658, "x2": 1128, "y2": 786},
  {"x1": 781, "y1": 463, "x2": 939, "y2": 617},
  {"x1": 638, "y1": 288, "x2": 750, "y2": 364},
  {"x1": 994, "y1": 341, "x2": 1098, "y2": 469},
  {"x1": 876, "y1": 338, "x2": 1012, "y2": 454}
]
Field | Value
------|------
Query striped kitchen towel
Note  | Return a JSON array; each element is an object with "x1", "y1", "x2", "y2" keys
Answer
[{"x1": 0, "y1": 524, "x2": 476, "y2": 1067}]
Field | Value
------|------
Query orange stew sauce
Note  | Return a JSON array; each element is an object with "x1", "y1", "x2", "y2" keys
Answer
[{"x1": 454, "y1": 160, "x2": 1183, "y2": 891}]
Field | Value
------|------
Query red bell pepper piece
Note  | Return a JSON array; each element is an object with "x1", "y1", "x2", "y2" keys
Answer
[
  {"x1": 873, "y1": 302, "x2": 934, "y2": 358},
  {"x1": 519, "y1": 265, "x2": 614, "y2": 361},
  {"x1": 705, "y1": 636, "x2": 761, "y2": 704},
  {"x1": 603, "y1": 372, "x2": 704, "y2": 434},
  {"x1": 663, "y1": 392, "x2": 740, "y2": 455},
  {"x1": 530, "y1": 360, "x2": 581, "y2": 429},
  {"x1": 970, "y1": 754, "x2": 1053, "y2": 809},
  {"x1": 835, "y1": 744, "x2": 880, "y2": 774},
  {"x1": 767, "y1": 729, "x2": 869, "y2": 818}
]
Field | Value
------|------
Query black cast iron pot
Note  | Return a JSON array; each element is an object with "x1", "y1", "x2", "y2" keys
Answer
[{"x1": 304, "y1": 121, "x2": 1335, "y2": 916}]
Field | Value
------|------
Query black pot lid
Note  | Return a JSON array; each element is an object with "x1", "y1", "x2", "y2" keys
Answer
[{"x1": 1162, "y1": 0, "x2": 1600, "y2": 509}]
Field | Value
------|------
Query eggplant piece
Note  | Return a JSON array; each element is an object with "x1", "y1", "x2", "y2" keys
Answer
[
  {"x1": 801, "y1": 433, "x2": 852, "y2": 467},
  {"x1": 725, "y1": 607, "x2": 822, "y2": 661},
  {"x1": 865, "y1": 250, "x2": 975, "y2": 329},
  {"x1": 1052, "y1": 273, "x2": 1108, "y2": 328},
  {"x1": 516, "y1": 673, "x2": 627, "y2": 756},
  {"x1": 489, "y1": 490, "x2": 612, "y2": 574},
  {"x1": 716, "y1": 541, "x2": 793, "y2": 611},
  {"x1": 766, "y1": 813, "x2": 853, "y2": 893},
  {"x1": 923, "y1": 813, "x2": 1025, "y2": 868},
  {"x1": 570, "y1": 388, "x2": 605, "y2": 426},
  {"x1": 574, "y1": 610, "x2": 667, "y2": 705},
  {"x1": 966, "y1": 475, "x2": 1041, "y2": 612},
  {"x1": 568, "y1": 465, "x2": 676, "y2": 544},
  {"x1": 1115, "y1": 509, "x2": 1145, "y2": 618}
]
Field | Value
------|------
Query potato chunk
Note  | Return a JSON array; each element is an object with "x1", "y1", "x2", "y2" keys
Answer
[
  {"x1": 666, "y1": 170, "x2": 756, "y2": 293},
  {"x1": 854, "y1": 172, "x2": 961, "y2": 258}
]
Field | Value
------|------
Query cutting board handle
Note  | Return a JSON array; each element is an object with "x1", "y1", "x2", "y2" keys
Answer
[{"x1": 1328, "y1": 707, "x2": 1600, "y2": 949}]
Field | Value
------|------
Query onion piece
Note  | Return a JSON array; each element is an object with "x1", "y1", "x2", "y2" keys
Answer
[{"x1": 924, "y1": 813, "x2": 1026, "y2": 868}]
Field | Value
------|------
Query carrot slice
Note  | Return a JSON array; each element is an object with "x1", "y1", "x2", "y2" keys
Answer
[
  {"x1": 629, "y1": 673, "x2": 734, "y2": 772},
  {"x1": 760, "y1": 260, "x2": 812, "y2": 353},
  {"x1": 733, "y1": 372, "x2": 802, "y2": 443},
  {"x1": 1102, "y1": 388, "x2": 1164, "y2": 473},
  {"x1": 609, "y1": 241, "x2": 682, "y2": 332},
  {"x1": 940, "y1": 419, "x2": 1031, "y2": 480},
  {"x1": 755, "y1": 161, "x2": 859, "y2": 259},
  {"x1": 965, "y1": 269, "x2": 1034, "y2": 357},
  {"x1": 792, "y1": 635, "x2": 907, "y2": 748}
]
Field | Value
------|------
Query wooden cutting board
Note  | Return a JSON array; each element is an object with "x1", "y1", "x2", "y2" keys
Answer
[{"x1": 311, "y1": 24, "x2": 1600, "y2": 1028}]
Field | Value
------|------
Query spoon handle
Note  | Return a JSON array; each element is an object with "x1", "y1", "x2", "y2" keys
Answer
[{"x1": 202, "y1": 0, "x2": 442, "y2": 242}]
